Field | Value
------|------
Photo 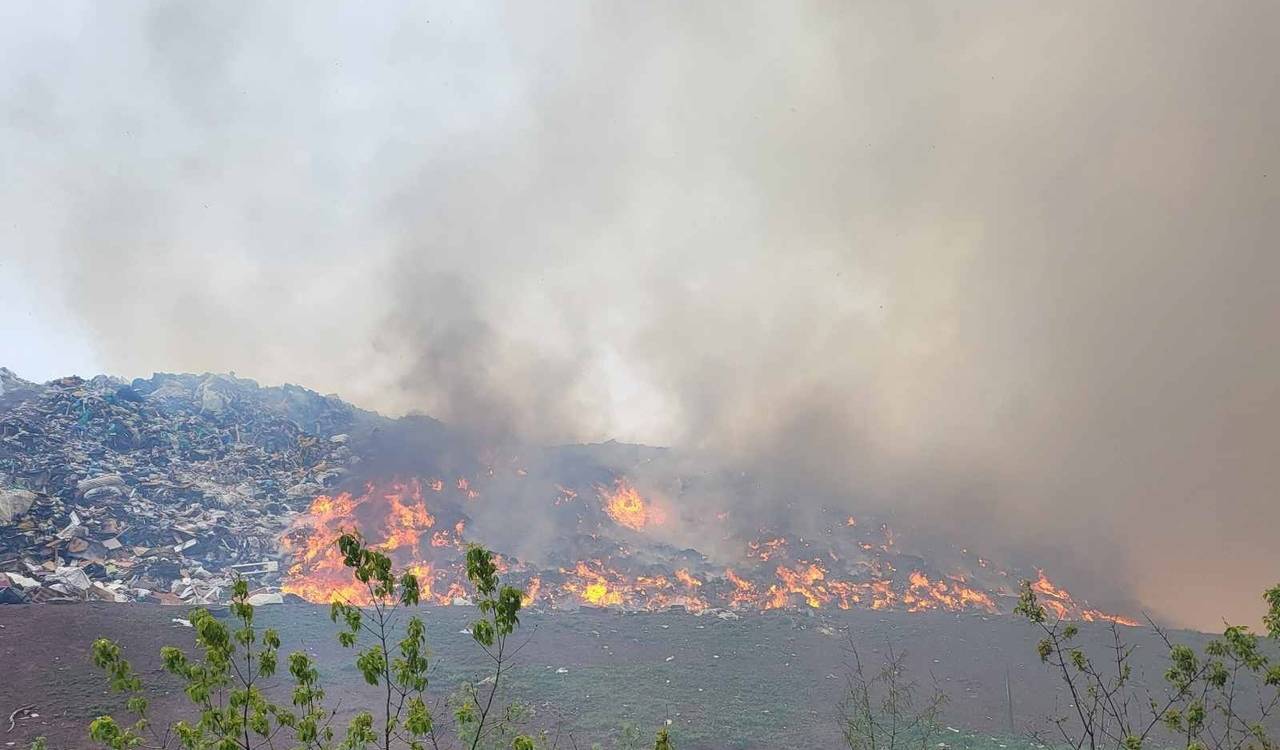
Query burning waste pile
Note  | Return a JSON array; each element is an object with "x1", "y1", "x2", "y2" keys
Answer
[
  {"x1": 280, "y1": 475, "x2": 1135, "y2": 623},
  {"x1": 0, "y1": 366, "x2": 1134, "y2": 623}
]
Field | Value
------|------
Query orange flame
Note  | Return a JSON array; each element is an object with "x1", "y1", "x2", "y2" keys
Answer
[
  {"x1": 747, "y1": 537, "x2": 787, "y2": 561},
  {"x1": 675, "y1": 569, "x2": 702, "y2": 589},
  {"x1": 278, "y1": 476, "x2": 1136, "y2": 624},
  {"x1": 281, "y1": 480, "x2": 467, "y2": 606},
  {"x1": 902, "y1": 570, "x2": 996, "y2": 612},
  {"x1": 522, "y1": 575, "x2": 542, "y2": 607},
  {"x1": 598, "y1": 479, "x2": 664, "y2": 531},
  {"x1": 1030, "y1": 571, "x2": 1139, "y2": 626}
]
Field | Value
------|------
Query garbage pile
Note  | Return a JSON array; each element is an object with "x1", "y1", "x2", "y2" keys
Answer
[
  {"x1": 0, "y1": 368, "x2": 1140, "y2": 621},
  {"x1": 0, "y1": 368, "x2": 369, "y2": 605}
]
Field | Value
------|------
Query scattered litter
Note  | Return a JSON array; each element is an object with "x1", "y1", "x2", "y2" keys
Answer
[
  {"x1": 51, "y1": 566, "x2": 91, "y2": 593},
  {"x1": 0, "y1": 490, "x2": 35, "y2": 525},
  {"x1": 2, "y1": 572, "x2": 38, "y2": 589},
  {"x1": 6, "y1": 704, "x2": 34, "y2": 733}
]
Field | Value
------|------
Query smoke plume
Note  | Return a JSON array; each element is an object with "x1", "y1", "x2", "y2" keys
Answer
[{"x1": 2, "y1": 1, "x2": 1278, "y2": 628}]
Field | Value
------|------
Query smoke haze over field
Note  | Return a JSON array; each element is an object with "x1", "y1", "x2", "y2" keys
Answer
[{"x1": 2, "y1": 1, "x2": 1278, "y2": 629}]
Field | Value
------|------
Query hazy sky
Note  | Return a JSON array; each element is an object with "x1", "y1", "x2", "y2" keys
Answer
[{"x1": 2, "y1": 1, "x2": 1278, "y2": 629}]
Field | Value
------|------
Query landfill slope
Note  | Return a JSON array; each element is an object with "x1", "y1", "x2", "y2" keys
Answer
[
  {"x1": 0, "y1": 368, "x2": 379, "y2": 605},
  {"x1": 0, "y1": 367, "x2": 1138, "y2": 622}
]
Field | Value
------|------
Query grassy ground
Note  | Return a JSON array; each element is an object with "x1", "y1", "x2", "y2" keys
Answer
[{"x1": 0, "y1": 602, "x2": 1214, "y2": 749}]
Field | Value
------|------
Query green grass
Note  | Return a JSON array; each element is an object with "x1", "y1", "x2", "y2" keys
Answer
[
  {"x1": 251, "y1": 606, "x2": 1057, "y2": 749},
  {"x1": 506, "y1": 663, "x2": 811, "y2": 748}
]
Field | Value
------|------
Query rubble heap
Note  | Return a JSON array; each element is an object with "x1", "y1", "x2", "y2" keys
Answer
[{"x1": 0, "y1": 368, "x2": 367, "y2": 605}]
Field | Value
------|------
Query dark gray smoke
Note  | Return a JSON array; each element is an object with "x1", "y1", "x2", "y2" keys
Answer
[{"x1": 3, "y1": 1, "x2": 1278, "y2": 629}]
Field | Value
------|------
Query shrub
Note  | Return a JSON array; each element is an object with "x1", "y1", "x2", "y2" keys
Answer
[
  {"x1": 1016, "y1": 580, "x2": 1280, "y2": 750},
  {"x1": 87, "y1": 536, "x2": 534, "y2": 750},
  {"x1": 836, "y1": 640, "x2": 946, "y2": 750}
]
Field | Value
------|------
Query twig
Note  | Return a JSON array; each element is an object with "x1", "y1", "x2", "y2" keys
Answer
[{"x1": 7, "y1": 704, "x2": 34, "y2": 732}]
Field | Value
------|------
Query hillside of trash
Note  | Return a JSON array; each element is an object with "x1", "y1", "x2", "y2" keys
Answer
[
  {"x1": 1, "y1": 367, "x2": 1136, "y2": 623},
  {"x1": 0, "y1": 367, "x2": 375, "y2": 605}
]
